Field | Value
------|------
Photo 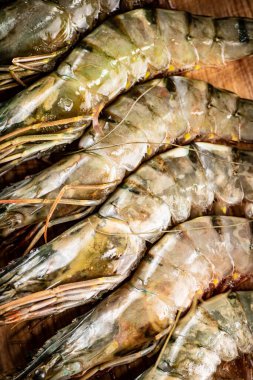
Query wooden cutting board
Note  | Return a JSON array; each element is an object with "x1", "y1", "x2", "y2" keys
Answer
[{"x1": 1, "y1": 0, "x2": 253, "y2": 379}]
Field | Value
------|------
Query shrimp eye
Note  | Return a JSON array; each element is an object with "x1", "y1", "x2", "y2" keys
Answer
[{"x1": 33, "y1": 369, "x2": 46, "y2": 380}]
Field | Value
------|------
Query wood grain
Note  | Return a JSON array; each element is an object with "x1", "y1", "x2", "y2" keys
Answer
[{"x1": 1, "y1": 0, "x2": 253, "y2": 379}]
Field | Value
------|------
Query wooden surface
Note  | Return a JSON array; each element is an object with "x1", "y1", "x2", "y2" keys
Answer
[{"x1": 1, "y1": 0, "x2": 253, "y2": 379}]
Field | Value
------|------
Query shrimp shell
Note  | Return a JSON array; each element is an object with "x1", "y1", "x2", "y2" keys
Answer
[
  {"x1": 1, "y1": 76, "x2": 253, "y2": 237},
  {"x1": 137, "y1": 290, "x2": 253, "y2": 380},
  {"x1": 0, "y1": 142, "x2": 252, "y2": 323},
  {"x1": 1, "y1": 9, "x2": 253, "y2": 170},
  {"x1": 12, "y1": 215, "x2": 253, "y2": 380}
]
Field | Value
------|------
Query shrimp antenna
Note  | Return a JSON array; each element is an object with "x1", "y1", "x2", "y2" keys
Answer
[
  {"x1": 93, "y1": 219, "x2": 253, "y2": 237},
  {"x1": 86, "y1": 141, "x2": 251, "y2": 167},
  {"x1": 43, "y1": 181, "x2": 118, "y2": 242},
  {"x1": 83, "y1": 79, "x2": 163, "y2": 150},
  {"x1": 147, "y1": 309, "x2": 183, "y2": 379}
]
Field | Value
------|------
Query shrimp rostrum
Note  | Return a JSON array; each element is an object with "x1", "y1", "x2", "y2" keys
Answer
[
  {"x1": 0, "y1": 141, "x2": 252, "y2": 324},
  {"x1": 1, "y1": 8, "x2": 253, "y2": 171},
  {"x1": 137, "y1": 290, "x2": 253, "y2": 380},
  {"x1": 1, "y1": 76, "x2": 253, "y2": 237},
  {"x1": 12, "y1": 215, "x2": 253, "y2": 380},
  {"x1": 0, "y1": 0, "x2": 122, "y2": 94}
]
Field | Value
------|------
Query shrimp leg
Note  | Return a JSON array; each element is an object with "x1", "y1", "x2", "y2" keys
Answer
[{"x1": 0, "y1": 0, "x2": 123, "y2": 96}]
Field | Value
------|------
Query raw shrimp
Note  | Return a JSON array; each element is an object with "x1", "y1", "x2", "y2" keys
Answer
[
  {"x1": 137, "y1": 291, "x2": 253, "y2": 380},
  {"x1": 12, "y1": 215, "x2": 253, "y2": 380},
  {"x1": 1, "y1": 9, "x2": 253, "y2": 171},
  {"x1": 1, "y1": 76, "x2": 253, "y2": 237},
  {"x1": 0, "y1": 142, "x2": 252, "y2": 323}
]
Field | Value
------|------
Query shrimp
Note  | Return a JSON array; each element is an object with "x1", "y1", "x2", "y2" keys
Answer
[
  {"x1": 1, "y1": 9, "x2": 253, "y2": 171},
  {"x1": 137, "y1": 290, "x2": 253, "y2": 380},
  {"x1": 1, "y1": 76, "x2": 253, "y2": 237},
  {"x1": 11, "y1": 215, "x2": 253, "y2": 380},
  {"x1": 0, "y1": 142, "x2": 252, "y2": 323},
  {"x1": 0, "y1": 0, "x2": 123, "y2": 95}
]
